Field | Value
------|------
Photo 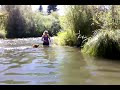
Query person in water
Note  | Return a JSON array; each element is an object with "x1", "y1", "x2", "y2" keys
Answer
[{"x1": 41, "y1": 30, "x2": 51, "y2": 46}]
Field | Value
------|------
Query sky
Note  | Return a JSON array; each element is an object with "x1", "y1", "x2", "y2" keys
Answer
[
  {"x1": 31, "y1": 5, "x2": 65, "y2": 16},
  {"x1": 31, "y1": 5, "x2": 110, "y2": 16},
  {"x1": 0, "y1": 5, "x2": 65, "y2": 15}
]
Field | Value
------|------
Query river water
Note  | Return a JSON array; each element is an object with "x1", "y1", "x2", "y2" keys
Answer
[{"x1": 0, "y1": 37, "x2": 120, "y2": 85}]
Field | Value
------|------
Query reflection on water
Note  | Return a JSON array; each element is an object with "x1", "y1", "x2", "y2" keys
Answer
[{"x1": 0, "y1": 37, "x2": 120, "y2": 85}]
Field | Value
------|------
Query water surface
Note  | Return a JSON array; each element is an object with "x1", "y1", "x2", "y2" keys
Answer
[{"x1": 0, "y1": 37, "x2": 120, "y2": 85}]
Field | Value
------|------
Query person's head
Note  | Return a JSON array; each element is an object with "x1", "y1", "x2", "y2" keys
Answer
[{"x1": 43, "y1": 30, "x2": 48, "y2": 35}]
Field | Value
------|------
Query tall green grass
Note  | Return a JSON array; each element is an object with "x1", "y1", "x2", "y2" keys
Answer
[
  {"x1": 60, "y1": 6, "x2": 96, "y2": 36},
  {"x1": 0, "y1": 12, "x2": 7, "y2": 38},
  {"x1": 54, "y1": 30, "x2": 77, "y2": 46},
  {"x1": 82, "y1": 29, "x2": 120, "y2": 59},
  {"x1": 0, "y1": 30, "x2": 6, "y2": 38},
  {"x1": 55, "y1": 5, "x2": 101, "y2": 46}
]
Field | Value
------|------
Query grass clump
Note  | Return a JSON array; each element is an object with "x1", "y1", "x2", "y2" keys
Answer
[
  {"x1": 0, "y1": 29, "x2": 6, "y2": 38},
  {"x1": 82, "y1": 29, "x2": 120, "y2": 59},
  {"x1": 54, "y1": 30, "x2": 77, "y2": 46}
]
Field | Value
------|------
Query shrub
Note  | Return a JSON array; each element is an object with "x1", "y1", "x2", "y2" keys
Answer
[
  {"x1": 57, "y1": 5, "x2": 101, "y2": 46},
  {"x1": 82, "y1": 29, "x2": 120, "y2": 59},
  {"x1": 54, "y1": 30, "x2": 77, "y2": 46}
]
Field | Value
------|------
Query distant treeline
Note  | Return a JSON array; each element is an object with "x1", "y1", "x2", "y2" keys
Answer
[{"x1": 0, "y1": 5, "x2": 61, "y2": 38}]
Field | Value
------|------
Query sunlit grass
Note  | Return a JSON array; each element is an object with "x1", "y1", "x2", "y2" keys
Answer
[
  {"x1": 54, "y1": 30, "x2": 77, "y2": 46},
  {"x1": 0, "y1": 29, "x2": 6, "y2": 38}
]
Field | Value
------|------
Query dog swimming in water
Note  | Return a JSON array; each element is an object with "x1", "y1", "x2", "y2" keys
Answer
[{"x1": 32, "y1": 44, "x2": 39, "y2": 48}]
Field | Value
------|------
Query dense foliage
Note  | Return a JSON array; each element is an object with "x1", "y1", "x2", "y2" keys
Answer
[
  {"x1": 47, "y1": 5, "x2": 57, "y2": 14},
  {"x1": 82, "y1": 29, "x2": 120, "y2": 59},
  {"x1": 55, "y1": 5, "x2": 120, "y2": 59},
  {"x1": 0, "y1": 5, "x2": 61, "y2": 38},
  {"x1": 55, "y1": 5, "x2": 101, "y2": 46}
]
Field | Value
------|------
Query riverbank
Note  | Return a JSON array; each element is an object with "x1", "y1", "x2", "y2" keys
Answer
[{"x1": 81, "y1": 29, "x2": 120, "y2": 60}]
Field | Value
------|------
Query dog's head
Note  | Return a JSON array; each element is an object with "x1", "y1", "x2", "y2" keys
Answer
[{"x1": 33, "y1": 44, "x2": 39, "y2": 48}]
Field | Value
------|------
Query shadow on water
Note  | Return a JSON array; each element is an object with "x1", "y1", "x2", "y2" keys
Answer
[
  {"x1": 57, "y1": 49, "x2": 91, "y2": 85},
  {"x1": 81, "y1": 56, "x2": 120, "y2": 85},
  {"x1": 57, "y1": 49, "x2": 120, "y2": 85}
]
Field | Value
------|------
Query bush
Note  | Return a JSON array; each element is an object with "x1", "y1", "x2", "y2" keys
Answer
[
  {"x1": 0, "y1": 31, "x2": 6, "y2": 38},
  {"x1": 82, "y1": 29, "x2": 120, "y2": 59},
  {"x1": 54, "y1": 30, "x2": 77, "y2": 46},
  {"x1": 33, "y1": 12, "x2": 61, "y2": 37},
  {"x1": 57, "y1": 5, "x2": 101, "y2": 46}
]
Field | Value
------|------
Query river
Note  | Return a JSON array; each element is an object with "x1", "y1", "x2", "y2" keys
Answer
[{"x1": 0, "y1": 37, "x2": 120, "y2": 85}]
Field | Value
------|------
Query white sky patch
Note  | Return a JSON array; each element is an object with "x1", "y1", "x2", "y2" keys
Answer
[
  {"x1": 31, "y1": 5, "x2": 40, "y2": 11},
  {"x1": 31, "y1": 5, "x2": 65, "y2": 16},
  {"x1": 57, "y1": 5, "x2": 65, "y2": 16}
]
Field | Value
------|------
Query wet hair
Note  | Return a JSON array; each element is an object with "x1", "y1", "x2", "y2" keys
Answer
[{"x1": 43, "y1": 30, "x2": 48, "y2": 35}]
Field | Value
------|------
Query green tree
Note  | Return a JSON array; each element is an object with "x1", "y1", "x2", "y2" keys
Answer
[
  {"x1": 39, "y1": 5, "x2": 43, "y2": 12},
  {"x1": 47, "y1": 5, "x2": 57, "y2": 14},
  {"x1": 5, "y1": 6, "x2": 26, "y2": 38}
]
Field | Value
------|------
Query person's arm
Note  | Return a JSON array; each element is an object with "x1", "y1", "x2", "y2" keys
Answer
[
  {"x1": 41, "y1": 35, "x2": 44, "y2": 41},
  {"x1": 48, "y1": 34, "x2": 51, "y2": 42}
]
